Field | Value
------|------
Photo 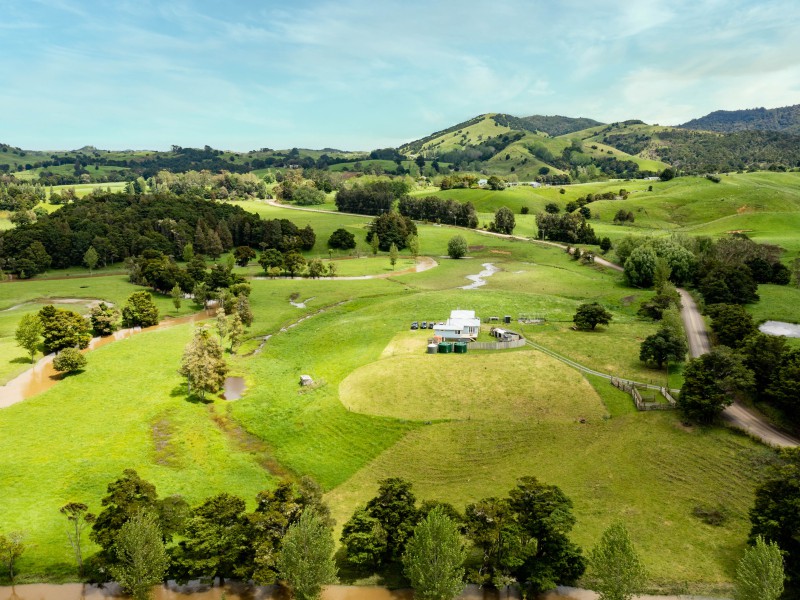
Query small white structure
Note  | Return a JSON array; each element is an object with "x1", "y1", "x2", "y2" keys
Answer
[
  {"x1": 300, "y1": 375, "x2": 314, "y2": 386},
  {"x1": 434, "y1": 309, "x2": 480, "y2": 341},
  {"x1": 477, "y1": 178, "x2": 488, "y2": 186}
]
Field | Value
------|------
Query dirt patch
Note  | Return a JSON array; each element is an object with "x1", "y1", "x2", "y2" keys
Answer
[
  {"x1": 736, "y1": 205, "x2": 753, "y2": 214},
  {"x1": 621, "y1": 295, "x2": 637, "y2": 306},
  {"x1": 489, "y1": 249, "x2": 511, "y2": 255},
  {"x1": 468, "y1": 245, "x2": 486, "y2": 251},
  {"x1": 208, "y1": 405, "x2": 293, "y2": 479},
  {"x1": 726, "y1": 229, "x2": 753, "y2": 234}
]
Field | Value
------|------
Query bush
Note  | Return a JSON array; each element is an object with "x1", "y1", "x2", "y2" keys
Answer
[
  {"x1": 53, "y1": 348, "x2": 87, "y2": 374},
  {"x1": 328, "y1": 228, "x2": 356, "y2": 250},
  {"x1": 447, "y1": 235, "x2": 468, "y2": 259},
  {"x1": 521, "y1": 206, "x2": 530, "y2": 214},
  {"x1": 292, "y1": 186, "x2": 326, "y2": 206}
]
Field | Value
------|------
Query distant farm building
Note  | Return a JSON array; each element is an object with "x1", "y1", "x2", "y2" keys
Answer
[{"x1": 434, "y1": 309, "x2": 480, "y2": 341}]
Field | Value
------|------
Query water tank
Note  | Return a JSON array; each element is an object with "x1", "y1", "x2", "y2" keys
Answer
[
  {"x1": 427, "y1": 343, "x2": 438, "y2": 354},
  {"x1": 438, "y1": 342, "x2": 453, "y2": 354},
  {"x1": 454, "y1": 342, "x2": 468, "y2": 354},
  {"x1": 504, "y1": 315, "x2": 512, "y2": 324}
]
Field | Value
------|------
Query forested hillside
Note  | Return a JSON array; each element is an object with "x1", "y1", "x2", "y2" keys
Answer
[{"x1": 679, "y1": 104, "x2": 800, "y2": 134}]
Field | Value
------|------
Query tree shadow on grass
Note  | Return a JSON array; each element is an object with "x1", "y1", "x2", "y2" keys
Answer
[
  {"x1": 10, "y1": 356, "x2": 33, "y2": 365},
  {"x1": 170, "y1": 382, "x2": 213, "y2": 404}
]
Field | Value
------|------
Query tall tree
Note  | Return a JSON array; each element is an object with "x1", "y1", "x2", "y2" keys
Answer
[
  {"x1": 403, "y1": 506, "x2": 466, "y2": 600},
  {"x1": 0, "y1": 531, "x2": 25, "y2": 582},
  {"x1": 679, "y1": 347, "x2": 754, "y2": 424},
  {"x1": 389, "y1": 243, "x2": 399, "y2": 268},
  {"x1": 277, "y1": 510, "x2": 338, "y2": 600},
  {"x1": 121, "y1": 291, "x2": 160, "y2": 328},
  {"x1": 215, "y1": 307, "x2": 228, "y2": 344},
  {"x1": 573, "y1": 303, "x2": 612, "y2": 330},
  {"x1": 733, "y1": 536, "x2": 784, "y2": 600},
  {"x1": 179, "y1": 327, "x2": 228, "y2": 401},
  {"x1": 60, "y1": 502, "x2": 96, "y2": 577},
  {"x1": 109, "y1": 512, "x2": 169, "y2": 600},
  {"x1": 172, "y1": 493, "x2": 249, "y2": 585},
  {"x1": 83, "y1": 246, "x2": 99, "y2": 273},
  {"x1": 235, "y1": 294, "x2": 253, "y2": 327},
  {"x1": 708, "y1": 304, "x2": 756, "y2": 348},
  {"x1": 228, "y1": 313, "x2": 244, "y2": 353},
  {"x1": 492, "y1": 206, "x2": 516, "y2": 234},
  {"x1": 90, "y1": 302, "x2": 120, "y2": 336},
  {"x1": 171, "y1": 284, "x2": 182, "y2": 311},
  {"x1": 587, "y1": 522, "x2": 646, "y2": 600},
  {"x1": 639, "y1": 327, "x2": 686, "y2": 368},
  {"x1": 447, "y1": 235, "x2": 467, "y2": 259},
  {"x1": 14, "y1": 313, "x2": 42, "y2": 363},
  {"x1": 507, "y1": 476, "x2": 586, "y2": 593},
  {"x1": 38, "y1": 305, "x2": 92, "y2": 353}
]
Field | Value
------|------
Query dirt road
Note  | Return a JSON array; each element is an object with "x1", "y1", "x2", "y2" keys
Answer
[{"x1": 678, "y1": 289, "x2": 799, "y2": 447}]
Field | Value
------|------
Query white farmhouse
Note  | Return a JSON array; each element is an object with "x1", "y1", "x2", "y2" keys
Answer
[{"x1": 434, "y1": 309, "x2": 481, "y2": 341}]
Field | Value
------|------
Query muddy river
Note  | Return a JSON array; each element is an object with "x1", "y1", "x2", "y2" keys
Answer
[
  {"x1": 0, "y1": 583, "x2": 726, "y2": 600},
  {"x1": 0, "y1": 310, "x2": 213, "y2": 409}
]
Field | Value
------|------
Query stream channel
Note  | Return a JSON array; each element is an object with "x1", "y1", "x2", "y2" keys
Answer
[{"x1": 0, "y1": 310, "x2": 213, "y2": 409}]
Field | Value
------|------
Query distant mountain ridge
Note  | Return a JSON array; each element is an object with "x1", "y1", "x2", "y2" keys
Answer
[{"x1": 679, "y1": 104, "x2": 800, "y2": 134}]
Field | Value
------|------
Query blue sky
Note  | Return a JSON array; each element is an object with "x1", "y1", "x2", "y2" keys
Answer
[{"x1": 2, "y1": 0, "x2": 799, "y2": 151}]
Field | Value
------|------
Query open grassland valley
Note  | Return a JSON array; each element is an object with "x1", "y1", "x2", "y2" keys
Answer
[{"x1": 1, "y1": 152, "x2": 800, "y2": 599}]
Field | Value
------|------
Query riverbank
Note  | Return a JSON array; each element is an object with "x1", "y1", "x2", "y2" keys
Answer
[{"x1": 0, "y1": 582, "x2": 729, "y2": 600}]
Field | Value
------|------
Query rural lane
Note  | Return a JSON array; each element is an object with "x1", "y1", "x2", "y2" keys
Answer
[{"x1": 679, "y1": 290, "x2": 799, "y2": 447}]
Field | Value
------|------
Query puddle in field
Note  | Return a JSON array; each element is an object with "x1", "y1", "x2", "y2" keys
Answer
[
  {"x1": 0, "y1": 310, "x2": 213, "y2": 409},
  {"x1": 223, "y1": 376, "x2": 246, "y2": 400},
  {"x1": 759, "y1": 320, "x2": 800, "y2": 338},
  {"x1": 461, "y1": 262, "x2": 499, "y2": 289}
]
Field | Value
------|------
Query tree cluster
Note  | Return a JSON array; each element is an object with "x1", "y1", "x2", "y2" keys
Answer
[
  {"x1": 79, "y1": 469, "x2": 335, "y2": 594},
  {"x1": 367, "y1": 212, "x2": 417, "y2": 251},
  {"x1": 0, "y1": 191, "x2": 317, "y2": 277},
  {"x1": 335, "y1": 179, "x2": 410, "y2": 215},
  {"x1": 398, "y1": 196, "x2": 478, "y2": 228},
  {"x1": 341, "y1": 476, "x2": 585, "y2": 595},
  {"x1": 536, "y1": 213, "x2": 597, "y2": 245}
]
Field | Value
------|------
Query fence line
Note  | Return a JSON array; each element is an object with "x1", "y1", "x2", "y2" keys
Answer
[
  {"x1": 611, "y1": 377, "x2": 676, "y2": 411},
  {"x1": 468, "y1": 338, "x2": 527, "y2": 350}
]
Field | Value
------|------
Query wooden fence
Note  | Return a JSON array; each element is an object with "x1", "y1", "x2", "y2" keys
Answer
[
  {"x1": 467, "y1": 338, "x2": 527, "y2": 350},
  {"x1": 611, "y1": 378, "x2": 676, "y2": 411}
]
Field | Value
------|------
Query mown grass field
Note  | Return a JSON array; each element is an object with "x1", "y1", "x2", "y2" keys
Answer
[{"x1": 1, "y1": 180, "x2": 797, "y2": 593}]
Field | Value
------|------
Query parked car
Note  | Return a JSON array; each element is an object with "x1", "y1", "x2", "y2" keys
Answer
[
  {"x1": 428, "y1": 322, "x2": 435, "y2": 329},
  {"x1": 411, "y1": 321, "x2": 419, "y2": 330},
  {"x1": 421, "y1": 321, "x2": 427, "y2": 329}
]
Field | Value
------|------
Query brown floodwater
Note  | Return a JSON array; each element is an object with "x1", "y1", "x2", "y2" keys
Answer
[
  {"x1": 0, "y1": 583, "x2": 725, "y2": 600},
  {"x1": 0, "y1": 311, "x2": 213, "y2": 409},
  {"x1": 223, "y1": 376, "x2": 246, "y2": 400}
]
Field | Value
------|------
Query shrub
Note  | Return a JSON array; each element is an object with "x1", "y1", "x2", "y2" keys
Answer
[
  {"x1": 53, "y1": 348, "x2": 87, "y2": 374},
  {"x1": 447, "y1": 235, "x2": 468, "y2": 259}
]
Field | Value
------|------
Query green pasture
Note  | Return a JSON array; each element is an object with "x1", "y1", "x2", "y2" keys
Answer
[
  {"x1": 0, "y1": 199, "x2": 788, "y2": 593},
  {"x1": 0, "y1": 275, "x2": 197, "y2": 384}
]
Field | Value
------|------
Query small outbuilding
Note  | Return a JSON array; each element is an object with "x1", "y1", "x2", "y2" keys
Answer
[{"x1": 299, "y1": 375, "x2": 314, "y2": 386}]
